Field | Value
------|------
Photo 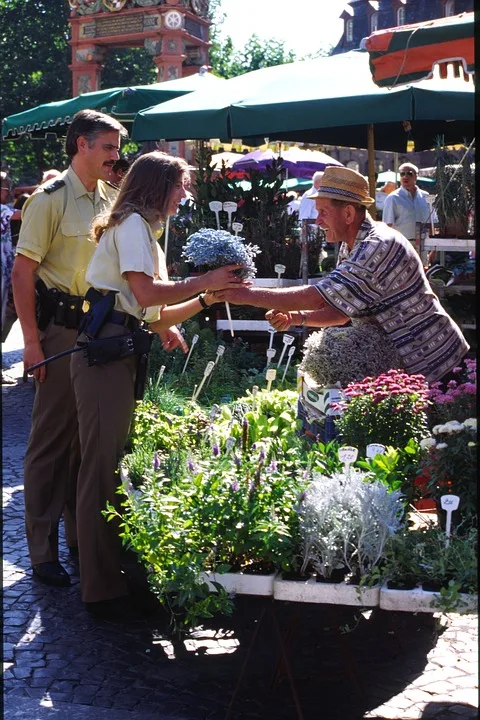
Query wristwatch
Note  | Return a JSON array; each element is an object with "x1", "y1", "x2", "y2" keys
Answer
[{"x1": 198, "y1": 293, "x2": 209, "y2": 309}]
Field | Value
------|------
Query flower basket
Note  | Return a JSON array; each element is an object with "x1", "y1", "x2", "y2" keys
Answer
[
  {"x1": 296, "y1": 372, "x2": 342, "y2": 442},
  {"x1": 199, "y1": 570, "x2": 276, "y2": 597},
  {"x1": 273, "y1": 576, "x2": 380, "y2": 607},
  {"x1": 379, "y1": 583, "x2": 478, "y2": 614}
]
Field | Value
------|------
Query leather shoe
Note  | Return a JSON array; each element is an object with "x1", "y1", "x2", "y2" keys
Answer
[
  {"x1": 33, "y1": 561, "x2": 71, "y2": 587},
  {"x1": 68, "y1": 546, "x2": 79, "y2": 558}
]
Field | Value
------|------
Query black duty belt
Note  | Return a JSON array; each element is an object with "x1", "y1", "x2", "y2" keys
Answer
[{"x1": 108, "y1": 310, "x2": 141, "y2": 332}]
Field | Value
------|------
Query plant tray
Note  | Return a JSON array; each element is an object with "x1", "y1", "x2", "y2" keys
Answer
[
  {"x1": 199, "y1": 571, "x2": 276, "y2": 597},
  {"x1": 273, "y1": 576, "x2": 380, "y2": 607},
  {"x1": 379, "y1": 584, "x2": 478, "y2": 614}
]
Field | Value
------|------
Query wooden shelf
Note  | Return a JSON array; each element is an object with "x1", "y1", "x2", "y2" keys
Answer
[{"x1": 423, "y1": 238, "x2": 475, "y2": 252}]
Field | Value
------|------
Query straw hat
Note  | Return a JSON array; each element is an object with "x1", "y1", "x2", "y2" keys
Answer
[{"x1": 310, "y1": 166, "x2": 374, "y2": 207}]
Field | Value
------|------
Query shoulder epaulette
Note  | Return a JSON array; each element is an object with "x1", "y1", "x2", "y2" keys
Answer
[
  {"x1": 103, "y1": 180, "x2": 119, "y2": 190},
  {"x1": 43, "y1": 179, "x2": 66, "y2": 194}
]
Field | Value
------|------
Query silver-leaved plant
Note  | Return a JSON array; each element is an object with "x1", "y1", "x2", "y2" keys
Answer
[{"x1": 182, "y1": 228, "x2": 261, "y2": 280}]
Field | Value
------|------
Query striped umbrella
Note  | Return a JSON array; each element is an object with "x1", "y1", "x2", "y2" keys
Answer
[{"x1": 365, "y1": 12, "x2": 474, "y2": 88}]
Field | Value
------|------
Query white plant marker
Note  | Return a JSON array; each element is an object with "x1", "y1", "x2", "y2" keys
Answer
[
  {"x1": 206, "y1": 344, "x2": 226, "y2": 387},
  {"x1": 274, "y1": 263, "x2": 286, "y2": 285},
  {"x1": 440, "y1": 494, "x2": 460, "y2": 548},
  {"x1": 251, "y1": 384, "x2": 259, "y2": 411},
  {"x1": 181, "y1": 334, "x2": 199, "y2": 375},
  {"x1": 223, "y1": 201, "x2": 238, "y2": 230},
  {"x1": 366, "y1": 443, "x2": 386, "y2": 459},
  {"x1": 225, "y1": 436, "x2": 236, "y2": 454},
  {"x1": 281, "y1": 345, "x2": 296, "y2": 383},
  {"x1": 209, "y1": 200, "x2": 223, "y2": 230},
  {"x1": 155, "y1": 365, "x2": 166, "y2": 388},
  {"x1": 266, "y1": 348, "x2": 276, "y2": 369},
  {"x1": 267, "y1": 327, "x2": 276, "y2": 350},
  {"x1": 276, "y1": 333, "x2": 294, "y2": 369},
  {"x1": 426, "y1": 195, "x2": 436, "y2": 237},
  {"x1": 338, "y1": 446, "x2": 358, "y2": 478},
  {"x1": 208, "y1": 201, "x2": 235, "y2": 337},
  {"x1": 232, "y1": 222, "x2": 243, "y2": 236},
  {"x1": 266, "y1": 367, "x2": 276, "y2": 392},
  {"x1": 192, "y1": 360, "x2": 215, "y2": 401}
]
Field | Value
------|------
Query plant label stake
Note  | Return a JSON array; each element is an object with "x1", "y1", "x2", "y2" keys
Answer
[
  {"x1": 276, "y1": 333, "x2": 294, "y2": 369},
  {"x1": 266, "y1": 348, "x2": 276, "y2": 368},
  {"x1": 251, "y1": 384, "x2": 259, "y2": 411},
  {"x1": 206, "y1": 345, "x2": 226, "y2": 387},
  {"x1": 266, "y1": 367, "x2": 276, "y2": 392},
  {"x1": 440, "y1": 494, "x2": 460, "y2": 548},
  {"x1": 268, "y1": 327, "x2": 276, "y2": 350},
  {"x1": 224, "y1": 299, "x2": 235, "y2": 338},
  {"x1": 181, "y1": 333, "x2": 199, "y2": 375},
  {"x1": 366, "y1": 443, "x2": 386, "y2": 459},
  {"x1": 274, "y1": 263, "x2": 286, "y2": 285},
  {"x1": 225, "y1": 436, "x2": 236, "y2": 454},
  {"x1": 232, "y1": 222, "x2": 243, "y2": 236},
  {"x1": 281, "y1": 345, "x2": 296, "y2": 383},
  {"x1": 223, "y1": 201, "x2": 237, "y2": 230},
  {"x1": 208, "y1": 201, "x2": 223, "y2": 230},
  {"x1": 338, "y1": 446, "x2": 358, "y2": 477},
  {"x1": 192, "y1": 360, "x2": 215, "y2": 401},
  {"x1": 155, "y1": 364, "x2": 166, "y2": 389}
]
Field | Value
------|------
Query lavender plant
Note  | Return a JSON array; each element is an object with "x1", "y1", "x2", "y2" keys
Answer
[
  {"x1": 298, "y1": 471, "x2": 404, "y2": 580},
  {"x1": 300, "y1": 320, "x2": 404, "y2": 389},
  {"x1": 182, "y1": 228, "x2": 261, "y2": 280}
]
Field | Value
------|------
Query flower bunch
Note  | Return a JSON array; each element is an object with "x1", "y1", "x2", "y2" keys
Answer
[
  {"x1": 182, "y1": 228, "x2": 260, "y2": 280},
  {"x1": 420, "y1": 417, "x2": 477, "y2": 529},
  {"x1": 334, "y1": 369, "x2": 430, "y2": 455},
  {"x1": 427, "y1": 357, "x2": 476, "y2": 426},
  {"x1": 299, "y1": 320, "x2": 404, "y2": 389}
]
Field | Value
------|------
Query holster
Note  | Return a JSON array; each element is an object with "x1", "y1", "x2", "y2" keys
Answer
[
  {"x1": 35, "y1": 279, "x2": 58, "y2": 331},
  {"x1": 82, "y1": 328, "x2": 153, "y2": 367},
  {"x1": 35, "y1": 279, "x2": 85, "y2": 331},
  {"x1": 78, "y1": 288, "x2": 118, "y2": 339}
]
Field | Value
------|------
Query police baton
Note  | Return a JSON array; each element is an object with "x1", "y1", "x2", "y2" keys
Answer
[{"x1": 27, "y1": 346, "x2": 84, "y2": 374}]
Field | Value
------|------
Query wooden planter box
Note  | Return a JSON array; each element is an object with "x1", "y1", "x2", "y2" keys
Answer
[
  {"x1": 273, "y1": 576, "x2": 380, "y2": 607},
  {"x1": 379, "y1": 584, "x2": 478, "y2": 614},
  {"x1": 199, "y1": 570, "x2": 276, "y2": 597}
]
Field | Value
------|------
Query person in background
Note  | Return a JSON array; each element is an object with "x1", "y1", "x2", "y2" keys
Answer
[
  {"x1": 375, "y1": 179, "x2": 396, "y2": 219},
  {"x1": 2, "y1": 192, "x2": 30, "y2": 346},
  {"x1": 216, "y1": 166, "x2": 469, "y2": 385},
  {"x1": 72, "y1": 151, "x2": 246, "y2": 621},
  {"x1": 108, "y1": 157, "x2": 130, "y2": 188},
  {"x1": 382, "y1": 162, "x2": 432, "y2": 247},
  {"x1": 286, "y1": 190, "x2": 300, "y2": 215},
  {"x1": 41, "y1": 169, "x2": 62, "y2": 185},
  {"x1": 298, "y1": 171, "x2": 323, "y2": 222},
  {"x1": 12, "y1": 109, "x2": 127, "y2": 588}
]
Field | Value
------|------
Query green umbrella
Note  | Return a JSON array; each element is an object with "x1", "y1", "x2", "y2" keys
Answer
[
  {"x1": 2, "y1": 71, "x2": 225, "y2": 140},
  {"x1": 132, "y1": 50, "x2": 473, "y2": 152}
]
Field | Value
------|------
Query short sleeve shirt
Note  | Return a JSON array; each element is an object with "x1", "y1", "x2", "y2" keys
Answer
[
  {"x1": 16, "y1": 167, "x2": 117, "y2": 296},
  {"x1": 314, "y1": 214, "x2": 469, "y2": 382},
  {"x1": 85, "y1": 213, "x2": 168, "y2": 324},
  {"x1": 382, "y1": 186, "x2": 431, "y2": 240}
]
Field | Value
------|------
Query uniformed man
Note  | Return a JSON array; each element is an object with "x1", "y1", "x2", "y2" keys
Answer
[{"x1": 12, "y1": 109, "x2": 127, "y2": 587}]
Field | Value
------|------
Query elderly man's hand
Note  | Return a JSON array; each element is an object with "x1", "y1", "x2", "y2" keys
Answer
[
  {"x1": 265, "y1": 309, "x2": 293, "y2": 332},
  {"x1": 157, "y1": 327, "x2": 188, "y2": 353},
  {"x1": 210, "y1": 287, "x2": 248, "y2": 305}
]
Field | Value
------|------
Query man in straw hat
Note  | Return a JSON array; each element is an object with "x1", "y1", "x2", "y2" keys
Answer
[{"x1": 216, "y1": 166, "x2": 468, "y2": 384}]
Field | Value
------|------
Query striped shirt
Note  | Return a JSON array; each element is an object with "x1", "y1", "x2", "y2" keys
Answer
[{"x1": 315, "y1": 214, "x2": 469, "y2": 382}]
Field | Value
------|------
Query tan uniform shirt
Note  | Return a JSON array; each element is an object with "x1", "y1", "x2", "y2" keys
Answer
[
  {"x1": 16, "y1": 166, "x2": 117, "y2": 296},
  {"x1": 85, "y1": 212, "x2": 167, "y2": 324}
]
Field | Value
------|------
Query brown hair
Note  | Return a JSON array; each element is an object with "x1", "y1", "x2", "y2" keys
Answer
[
  {"x1": 65, "y1": 109, "x2": 127, "y2": 161},
  {"x1": 91, "y1": 151, "x2": 190, "y2": 244}
]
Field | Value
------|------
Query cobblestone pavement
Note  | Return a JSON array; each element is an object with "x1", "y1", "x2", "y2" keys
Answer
[{"x1": 2, "y1": 323, "x2": 479, "y2": 720}]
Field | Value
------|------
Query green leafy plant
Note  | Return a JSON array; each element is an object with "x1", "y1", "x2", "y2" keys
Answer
[{"x1": 356, "y1": 439, "x2": 421, "y2": 507}]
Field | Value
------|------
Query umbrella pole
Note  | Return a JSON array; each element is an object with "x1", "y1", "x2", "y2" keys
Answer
[{"x1": 367, "y1": 124, "x2": 377, "y2": 218}]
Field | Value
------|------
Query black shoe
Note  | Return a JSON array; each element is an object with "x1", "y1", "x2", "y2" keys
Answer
[
  {"x1": 68, "y1": 546, "x2": 79, "y2": 558},
  {"x1": 33, "y1": 561, "x2": 71, "y2": 587},
  {"x1": 85, "y1": 596, "x2": 146, "y2": 624}
]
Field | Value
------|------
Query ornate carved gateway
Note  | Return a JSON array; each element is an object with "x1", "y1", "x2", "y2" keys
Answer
[{"x1": 67, "y1": 1, "x2": 211, "y2": 95}]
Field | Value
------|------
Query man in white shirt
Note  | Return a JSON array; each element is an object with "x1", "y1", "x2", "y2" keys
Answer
[
  {"x1": 298, "y1": 171, "x2": 323, "y2": 221},
  {"x1": 382, "y1": 162, "x2": 432, "y2": 242}
]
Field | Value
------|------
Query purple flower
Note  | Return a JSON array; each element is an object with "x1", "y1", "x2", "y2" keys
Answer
[
  {"x1": 268, "y1": 460, "x2": 278, "y2": 473},
  {"x1": 153, "y1": 452, "x2": 161, "y2": 471},
  {"x1": 230, "y1": 480, "x2": 240, "y2": 492},
  {"x1": 187, "y1": 459, "x2": 198, "y2": 474},
  {"x1": 212, "y1": 444, "x2": 220, "y2": 457}
]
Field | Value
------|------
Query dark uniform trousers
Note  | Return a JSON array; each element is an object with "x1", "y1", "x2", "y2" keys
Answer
[
  {"x1": 24, "y1": 321, "x2": 80, "y2": 565},
  {"x1": 71, "y1": 321, "x2": 137, "y2": 604}
]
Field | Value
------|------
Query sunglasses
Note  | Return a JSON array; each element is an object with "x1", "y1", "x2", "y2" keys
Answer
[{"x1": 400, "y1": 171, "x2": 415, "y2": 177}]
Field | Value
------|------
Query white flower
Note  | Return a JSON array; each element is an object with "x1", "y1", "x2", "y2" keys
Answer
[
  {"x1": 420, "y1": 437, "x2": 436, "y2": 450},
  {"x1": 436, "y1": 442, "x2": 448, "y2": 450},
  {"x1": 463, "y1": 418, "x2": 477, "y2": 430},
  {"x1": 433, "y1": 421, "x2": 464, "y2": 435},
  {"x1": 432, "y1": 424, "x2": 446, "y2": 435}
]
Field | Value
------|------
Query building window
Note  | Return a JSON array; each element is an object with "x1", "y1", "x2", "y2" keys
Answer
[
  {"x1": 445, "y1": 0, "x2": 455, "y2": 16},
  {"x1": 347, "y1": 160, "x2": 360, "y2": 173},
  {"x1": 346, "y1": 19, "x2": 353, "y2": 43},
  {"x1": 397, "y1": 7, "x2": 405, "y2": 26},
  {"x1": 371, "y1": 12, "x2": 378, "y2": 33}
]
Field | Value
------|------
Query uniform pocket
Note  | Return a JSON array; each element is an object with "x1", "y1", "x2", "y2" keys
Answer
[{"x1": 61, "y1": 221, "x2": 91, "y2": 241}]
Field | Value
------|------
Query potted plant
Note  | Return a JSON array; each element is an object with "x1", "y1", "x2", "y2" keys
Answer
[
  {"x1": 434, "y1": 141, "x2": 475, "y2": 238},
  {"x1": 273, "y1": 469, "x2": 404, "y2": 607},
  {"x1": 376, "y1": 526, "x2": 478, "y2": 614}
]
